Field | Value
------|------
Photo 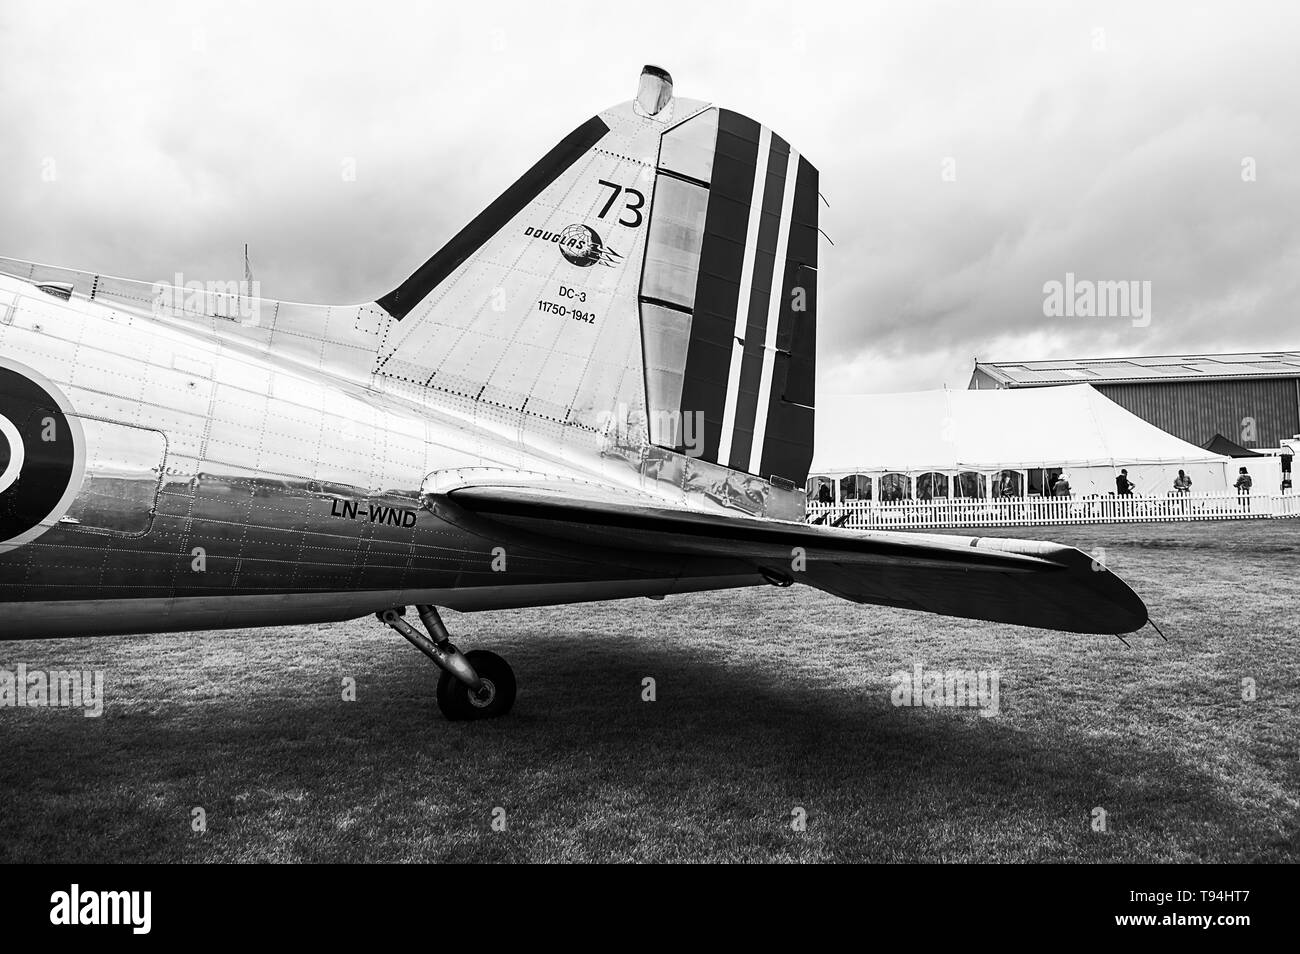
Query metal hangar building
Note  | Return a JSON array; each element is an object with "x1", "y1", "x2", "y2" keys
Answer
[{"x1": 969, "y1": 351, "x2": 1300, "y2": 449}]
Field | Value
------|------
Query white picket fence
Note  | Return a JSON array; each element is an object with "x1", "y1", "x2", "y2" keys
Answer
[{"x1": 807, "y1": 491, "x2": 1300, "y2": 529}]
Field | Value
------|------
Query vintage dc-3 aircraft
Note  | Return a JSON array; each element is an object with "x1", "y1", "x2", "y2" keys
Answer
[{"x1": 0, "y1": 67, "x2": 1148, "y2": 719}]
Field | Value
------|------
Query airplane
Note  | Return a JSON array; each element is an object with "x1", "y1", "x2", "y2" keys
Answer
[{"x1": 0, "y1": 66, "x2": 1149, "y2": 720}]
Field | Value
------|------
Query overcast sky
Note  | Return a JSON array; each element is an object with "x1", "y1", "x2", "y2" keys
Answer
[{"x1": 2, "y1": 0, "x2": 1296, "y2": 393}]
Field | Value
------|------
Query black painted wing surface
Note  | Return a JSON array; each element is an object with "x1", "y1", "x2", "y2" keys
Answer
[{"x1": 428, "y1": 482, "x2": 1149, "y2": 636}]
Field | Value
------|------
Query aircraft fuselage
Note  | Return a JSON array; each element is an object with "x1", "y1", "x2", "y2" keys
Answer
[{"x1": 0, "y1": 276, "x2": 760, "y2": 640}]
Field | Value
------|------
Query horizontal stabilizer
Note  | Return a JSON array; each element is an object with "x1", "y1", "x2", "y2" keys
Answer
[{"x1": 426, "y1": 481, "x2": 1150, "y2": 635}]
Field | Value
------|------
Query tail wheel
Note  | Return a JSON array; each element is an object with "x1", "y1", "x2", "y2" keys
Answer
[{"x1": 436, "y1": 650, "x2": 517, "y2": 721}]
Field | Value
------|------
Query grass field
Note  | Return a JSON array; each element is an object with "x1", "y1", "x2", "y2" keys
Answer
[{"x1": 1, "y1": 521, "x2": 1297, "y2": 863}]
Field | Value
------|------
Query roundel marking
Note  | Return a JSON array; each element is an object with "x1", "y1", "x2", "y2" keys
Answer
[
  {"x1": 0, "y1": 413, "x2": 24, "y2": 495},
  {"x1": 0, "y1": 356, "x2": 86, "y2": 554}
]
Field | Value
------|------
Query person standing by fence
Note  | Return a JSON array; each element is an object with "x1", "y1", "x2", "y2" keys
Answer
[
  {"x1": 1173, "y1": 469, "x2": 1192, "y2": 514},
  {"x1": 1114, "y1": 469, "x2": 1134, "y2": 517},
  {"x1": 1235, "y1": 466, "x2": 1253, "y2": 511}
]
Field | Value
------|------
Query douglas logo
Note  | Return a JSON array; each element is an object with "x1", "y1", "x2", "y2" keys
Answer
[
  {"x1": 524, "y1": 224, "x2": 623, "y2": 268},
  {"x1": 50, "y1": 884, "x2": 151, "y2": 934}
]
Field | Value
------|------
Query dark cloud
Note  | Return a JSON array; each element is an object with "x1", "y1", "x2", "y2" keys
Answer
[{"x1": 1, "y1": 0, "x2": 1295, "y2": 392}]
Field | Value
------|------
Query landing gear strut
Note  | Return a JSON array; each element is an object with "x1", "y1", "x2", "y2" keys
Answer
[{"x1": 379, "y1": 605, "x2": 516, "y2": 720}]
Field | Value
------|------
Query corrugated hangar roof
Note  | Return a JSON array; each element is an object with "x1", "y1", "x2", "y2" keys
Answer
[{"x1": 974, "y1": 351, "x2": 1300, "y2": 386}]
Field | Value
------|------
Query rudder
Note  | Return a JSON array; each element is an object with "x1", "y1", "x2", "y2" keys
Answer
[{"x1": 640, "y1": 105, "x2": 818, "y2": 488}]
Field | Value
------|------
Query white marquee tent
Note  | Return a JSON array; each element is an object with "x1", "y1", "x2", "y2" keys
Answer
[{"x1": 808, "y1": 384, "x2": 1254, "y2": 501}]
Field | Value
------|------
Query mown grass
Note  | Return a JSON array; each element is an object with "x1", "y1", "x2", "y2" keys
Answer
[{"x1": 0, "y1": 521, "x2": 1296, "y2": 862}]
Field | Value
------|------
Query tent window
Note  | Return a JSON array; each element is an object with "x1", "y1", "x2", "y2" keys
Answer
[
  {"x1": 956, "y1": 471, "x2": 987, "y2": 498},
  {"x1": 994, "y1": 470, "x2": 1023, "y2": 497},
  {"x1": 880, "y1": 473, "x2": 912, "y2": 501},
  {"x1": 917, "y1": 472, "x2": 949, "y2": 500},
  {"x1": 807, "y1": 475, "x2": 835, "y2": 503},
  {"x1": 1028, "y1": 468, "x2": 1063, "y2": 496},
  {"x1": 839, "y1": 474, "x2": 871, "y2": 500}
]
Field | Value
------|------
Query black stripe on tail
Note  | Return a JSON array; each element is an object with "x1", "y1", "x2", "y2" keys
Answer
[
  {"x1": 678, "y1": 110, "x2": 762, "y2": 463},
  {"x1": 377, "y1": 115, "x2": 610, "y2": 320},
  {"x1": 640, "y1": 107, "x2": 818, "y2": 487}
]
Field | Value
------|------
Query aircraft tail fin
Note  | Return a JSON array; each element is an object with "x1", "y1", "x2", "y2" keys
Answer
[{"x1": 370, "y1": 68, "x2": 819, "y2": 500}]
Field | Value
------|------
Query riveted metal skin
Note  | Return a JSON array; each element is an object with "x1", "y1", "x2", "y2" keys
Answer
[{"x1": 0, "y1": 82, "x2": 1150, "y2": 640}]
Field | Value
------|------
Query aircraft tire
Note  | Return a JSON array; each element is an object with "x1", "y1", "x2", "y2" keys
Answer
[{"x1": 436, "y1": 650, "x2": 516, "y2": 720}]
